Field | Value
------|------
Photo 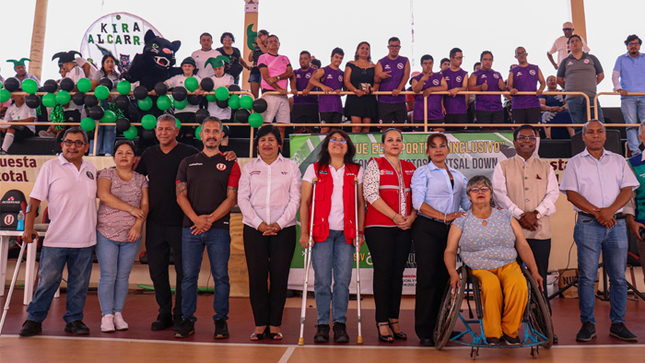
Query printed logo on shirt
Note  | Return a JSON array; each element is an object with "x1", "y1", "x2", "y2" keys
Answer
[
  {"x1": 216, "y1": 163, "x2": 227, "y2": 171},
  {"x1": 493, "y1": 73, "x2": 500, "y2": 79},
  {"x1": 517, "y1": 71, "x2": 523, "y2": 77},
  {"x1": 456, "y1": 76, "x2": 462, "y2": 83},
  {"x1": 189, "y1": 163, "x2": 203, "y2": 167},
  {"x1": 296, "y1": 74, "x2": 301, "y2": 79},
  {"x1": 384, "y1": 64, "x2": 391, "y2": 70},
  {"x1": 583, "y1": 59, "x2": 590, "y2": 64},
  {"x1": 397, "y1": 62, "x2": 404, "y2": 70},
  {"x1": 405, "y1": 170, "x2": 415, "y2": 175},
  {"x1": 326, "y1": 74, "x2": 333, "y2": 80},
  {"x1": 432, "y1": 79, "x2": 440, "y2": 86},
  {"x1": 338, "y1": 75, "x2": 343, "y2": 82},
  {"x1": 86, "y1": 171, "x2": 94, "y2": 180},
  {"x1": 567, "y1": 61, "x2": 573, "y2": 66},
  {"x1": 251, "y1": 170, "x2": 261, "y2": 175},
  {"x1": 536, "y1": 174, "x2": 542, "y2": 180},
  {"x1": 381, "y1": 170, "x2": 394, "y2": 175},
  {"x1": 529, "y1": 69, "x2": 536, "y2": 76},
  {"x1": 318, "y1": 170, "x2": 328, "y2": 175},
  {"x1": 444, "y1": 75, "x2": 451, "y2": 81},
  {"x1": 481, "y1": 74, "x2": 487, "y2": 79},
  {"x1": 281, "y1": 171, "x2": 289, "y2": 175},
  {"x1": 305, "y1": 73, "x2": 311, "y2": 79}
]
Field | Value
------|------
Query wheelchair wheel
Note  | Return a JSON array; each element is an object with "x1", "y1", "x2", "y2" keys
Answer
[
  {"x1": 521, "y1": 266, "x2": 554, "y2": 349},
  {"x1": 434, "y1": 265, "x2": 467, "y2": 350}
]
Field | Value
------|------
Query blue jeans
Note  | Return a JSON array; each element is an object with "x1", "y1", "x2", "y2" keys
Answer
[
  {"x1": 621, "y1": 96, "x2": 645, "y2": 155},
  {"x1": 311, "y1": 230, "x2": 354, "y2": 325},
  {"x1": 181, "y1": 228, "x2": 231, "y2": 322},
  {"x1": 95, "y1": 231, "x2": 141, "y2": 315},
  {"x1": 567, "y1": 97, "x2": 604, "y2": 124},
  {"x1": 26, "y1": 246, "x2": 94, "y2": 323},
  {"x1": 573, "y1": 215, "x2": 628, "y2": 324},
  {"x1": 90, "y1": 125, "x2": 116, "y2": 155}
]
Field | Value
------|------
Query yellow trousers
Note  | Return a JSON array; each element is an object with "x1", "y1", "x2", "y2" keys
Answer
[{"x1": 471, "y1": 262, "x2": 527, "y2": 339}]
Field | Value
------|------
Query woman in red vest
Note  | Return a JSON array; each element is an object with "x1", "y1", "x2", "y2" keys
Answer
[
  {"x1": 299, "y1": 129, "x2": 365, "y2": 344},
  {"x1": 363, "y1": 128, "x2": 417, "y2": 342}
]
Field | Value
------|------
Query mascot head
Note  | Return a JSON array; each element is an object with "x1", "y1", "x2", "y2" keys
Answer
[{"x1": 143, "y1": 29, "x2": 181, "y2": 70}]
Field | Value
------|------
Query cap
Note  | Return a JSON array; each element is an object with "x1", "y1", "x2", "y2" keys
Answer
[
  {"x1": 181, "y1": 57, "x2": 196, "y2": 67},
  {"x1": 563, "y1": 22, "x2": 574, "y2": 29}
]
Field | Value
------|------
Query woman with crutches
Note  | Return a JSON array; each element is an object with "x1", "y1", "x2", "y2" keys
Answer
[
  {"x1": 238, "y1": 125, "x2": 301, "y2": 341},
  {"x1": 299, "y1": 129, "x2": 365, "y2": 344},
  {"x1": 363, "y1": 128, "x2": 417, "y2": 343}
]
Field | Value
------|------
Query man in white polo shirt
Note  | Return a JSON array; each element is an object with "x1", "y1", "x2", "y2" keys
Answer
[{"x1": 19, "y1": 127, "x2": 98, "y2": 337}]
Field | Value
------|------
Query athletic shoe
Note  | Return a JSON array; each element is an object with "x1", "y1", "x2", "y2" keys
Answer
[
  {"x1": 333, "y1": 322, "x2": 349, "y2": 343},
  {"x1": 114, "y1": 312, "x2": 129, "y2": 331},
  {"x1": 502, "y1": 333, "x2": 521, "y2": 345},
  {"x1": 609, "y1": 322, "x2": 637, "y2": 341},
  {"x1": 576, "y1": 322, "x2": 596, "y2": 342},
  {"x1": 174, "y1": 319, "x2": 195, "y2": 338},
  {"x1": 214, "y1": 319, "x2": 229, "y2": 339},
  {"x1": 151, "y1": 314, "x2": 173, "y2": 331},
  {"x1": 19, "y1": 320, "x2": 42, "y2": 337},
  {"x1": 65, "y1": 320, "x2": 90, "y2": 335},
  {"x1": 314, "y1": 324, "x2": 330, "y2": 343},
  {"x1": 101, "y1": 314, "x2": 115, "y2": 333},
  {"x1": 486, "y1": 337, "x2": 501, "y2": 346}
]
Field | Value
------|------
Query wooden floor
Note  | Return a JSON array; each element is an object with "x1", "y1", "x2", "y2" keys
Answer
[{"x1": 1, "y1": 288, "x2": 645, "y2": 362}]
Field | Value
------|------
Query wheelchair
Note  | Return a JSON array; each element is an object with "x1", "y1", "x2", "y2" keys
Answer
[{"x1": 433, "y1": 263, "x2": 554, "y2": 359}]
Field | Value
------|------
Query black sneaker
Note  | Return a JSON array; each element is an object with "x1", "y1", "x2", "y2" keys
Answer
[
  {"x1": 64, "y1": 320, "x2": 90, "y2": 335},
  {"x1": 151, "y1": 314, "x2": 173, "y2": 331},
  {"x1": 214, "y1": 319, "x2": 230, "y2": 339},
  {"x1": 333, "y1": 322, "x2": 349, "y2": 343},
  {"x1": 576, "y1": 322, "x2": 596, "y2": 342},
  {"x1": 173, "y1": 315, "x2": 183, "y2": 330},
  {"x1": 313, "y1": 324, "x2": 330, "y2": 343},
  {"x1": 502, "y1": 333, "x2": 521, "y2": 346},
  {"x1": 486, "y1": 337, "x2": 501, "y2": 346},
  {"x1": 174, "y1": 319, "x2": 195, "y2": 338},
  {"x1": 19, "y1": 320, "x2": 42, "y2": 337},
  {"x1": 609, "y1": 322, "x2": 638, "y2": 342}
]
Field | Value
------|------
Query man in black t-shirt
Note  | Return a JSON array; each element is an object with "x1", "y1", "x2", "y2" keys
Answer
[{"x1": 174, "y1": 116, "x2": 241, "y2": 339}]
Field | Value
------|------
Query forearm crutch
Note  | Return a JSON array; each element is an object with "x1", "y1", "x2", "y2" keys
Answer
[
  {"x1": 299, "y1": 178, "x2": 318, "y2": 346},
  {"x1": 0, "y1": 240, "x2": 27, "y2": 336},
  {"x1": 354, "y1": 177, "x2": 363, "y2": 344}
]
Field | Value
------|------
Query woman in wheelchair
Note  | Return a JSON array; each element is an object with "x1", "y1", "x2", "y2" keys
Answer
[{"x1": 444, "y1": 175, "x2": 543, "y2": 346}]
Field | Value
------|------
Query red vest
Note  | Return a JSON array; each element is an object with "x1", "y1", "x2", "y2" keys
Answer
[
  {"x1": 365, "y1": 157, "x2": 416, "y2": 227},
  {"x1": 311, "y1": 162, "x2": 360, "y2": 244}
]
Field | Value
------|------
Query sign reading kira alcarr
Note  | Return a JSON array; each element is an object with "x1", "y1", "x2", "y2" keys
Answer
[
  {"x1": 79, "y1": 12, "x2": 162, "y2": 73},
  {"x1": 287, "y1": 132, "x2": 516, "y2": 294}
]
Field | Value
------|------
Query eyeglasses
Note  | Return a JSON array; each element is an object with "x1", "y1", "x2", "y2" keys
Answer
[
  {"x1": 563, "y1": 28, "x2": 573, "y2": 31},
  {"x1": 628, "y1": 41, "x2": 640, "y2": 46},
  {"x1": 515, "y1": 51, "x2": 527, "y2": 56},
  {"x1": 388, "y1": 45, "x2": 401, "y2": 49},
  {"x1": 330, "y1": 139, "x2": 347, "y2": 144},
  {"x1": 63, "y1": 140, "x2": 86, "y2": 147},
  {"x1": 222, "y1": 37, "x2": 233, "y2": 41},
  {"x1": 469, "y1": 187, "x2": 490, "y2": 193},
  {"x1": 516, "y1": 135, "x2": 537, "y2": 141}
]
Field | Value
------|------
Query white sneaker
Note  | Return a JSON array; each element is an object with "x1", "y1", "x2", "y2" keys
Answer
[
  {"x1": 114, "y1": 312, "x2": 129, "y2": 331},
  {"x1": 101, "y1": 314, "x2": 115, "y2": 333}
]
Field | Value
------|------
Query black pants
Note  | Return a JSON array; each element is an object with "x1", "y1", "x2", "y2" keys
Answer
[
  {"x1": 243, "y1": 225, "x2": 296, "y2": 327},
  {"x1": 365, "y1": 227, "x2": 411, "y2": 323},
  {"x1": 146, "y1": 220, "x2": 183, "y2": 318},
  {"x1": 526, "y1": 238, "x2": 551, "y2": 310},
  {"x1": 412, "y1": 217, "x2": 451, "y2": 340}
]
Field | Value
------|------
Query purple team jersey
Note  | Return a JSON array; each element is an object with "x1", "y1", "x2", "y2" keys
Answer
[
  {"x1": 472, "y1": 68, "x2": 503, "y2": 112},
  {"x1": 293, "y1": 68, "x2": 318, "y2": 105},
  {"x1": 442, "y1": 68, "x2": 468, "y2": 114},
  {"x1": 318, "y1": 66, "x2": 344, "y2": 113},
  {"x1": 377, "y1": 55, "x2": 408, "y2": 104},
  {"x1": 412, "y1": 73, "x2": 444, "y2": 121},
  {"x1": 510, "y1": 64, "x2": 541, "y2": 109}
]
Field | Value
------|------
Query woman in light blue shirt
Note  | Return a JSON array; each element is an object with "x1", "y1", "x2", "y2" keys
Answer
[{"x1": 410, "y1": 133, "x2": 470, "y2": 346}]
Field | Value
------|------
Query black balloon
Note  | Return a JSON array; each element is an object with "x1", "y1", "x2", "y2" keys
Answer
[
  {"x1": 60, "y1": 78, "x2": 75, "y2": 92},
  {"x1": 116, "y1": 118, "x2": 131, "y2": 132},
  {"x1": 115, "y1": 95, "x2": 130, "y2": 110},
  {"x1": 4, "y1": 77, "x2": 19, "y2": 92},
  {"x1": 235, "y1": 109, "x2": 250, "y2": 123},
  {"x1": 25, "y1": 94, "x2": 41, "y2": 109},
  {"x1": 72, "y1": 92, "x2": 86, "y2": 105},
  {"x1": 154, "y1": 82, "x2": 168, "y2": 96},
  {"x1": 89, "y1": 105, "x2": 105, "y2": 120},
  {"x1": 84, "y1": 94, "x2": 99, "y2": 108},
  {"x1": 134, "y1": 86, "x2": 149, "y2": 100},
  {"x1": 228, "y1": 84, "x2": 241, "y2": 92},
  {"x1": 99, "y1": 77, "x2": 114, "y2": 90},
  {"x1": 200, "y1": 78, "x2": 214, "y2": 92},
  {"x1": 195, "y1": 109, "x2": 210, "y2": 123},
  {"x1": 43, "y1": 79, "x2": 58, "y2": 93},
  {"x1": 187, "y1": 95, "x2": 202, "y2": 105},
  {"x1": 216, "y1": 99, "x2": 229, "y2": 109},
  {"x1": 142, "y1": 129, "x2": 156, "y2": 140},
  {"x1": 172, "y1": 86, "x2": 188, "y2": 101},
  {"x1": 252, "y1": 98, "x2": 268, "y2": 113}
]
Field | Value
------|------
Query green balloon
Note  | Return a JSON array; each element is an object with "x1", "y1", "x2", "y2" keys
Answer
[
  {"x1": 138, "y1": 97, "x2": 152, "y2": 111},
  {"x1": 0, "y1": 89, "x2": 10, "y2": 103},
  {"x1": 123, "y1": 125, "x2": 138, "y2": 140},
  {"x1": 228, "y1": 94, "x2": 240, "y2": 110},
  {"x1": 141, "y1": 114, "x2": 157, "y2": 130},
  {"x1": 101, "y1": 110, "x2": 116, "y2": 124},
  {"x1": 174, "y1": 98, "x2": 187, "y2": 110},
  {"x1": 195, "y1": 125, "x2": 202, "y2": 141},
  {"x1": 248, "y1": 113, "x2": 264, "y2": 128},
  {"x1": 157, "y1": 95, "x2": 172, "y2": 111},
  {"x1": 95, "y1": 85, "x2": 110, "y2": 100},
  {"x1": 56, "y1": 90, "x2": 71, "y2": 105},
  {"x1": 185, "y1": 77, "x2": 199, "y2": 92},
  {"x1": 240, "y1": 95, "x2": 254, "y2": 110},
  {"x1": 77, "y1": 78, "x2": 92, "y2": 93},
  {"x1": 80, "y1": 117, "x2": 96, "y2": 132},
  {"x1": 176, "y1": 118, "x2": 181, "y2": 129},
  {"x1": 42, "y1": 92, "x2": 56, "y2": 107},
  {"x1": 117, "y1": 80, "x2": 131, "y2": 95},
  {"x1": 206, "y1": 93, "x2": 217, "y2": 103},
  {"x1": 22, "y1": 79, "x2": 38, "y2": 94},
  {"x1": 215, "y1": 87, "x2": 230, "y2": 101}
]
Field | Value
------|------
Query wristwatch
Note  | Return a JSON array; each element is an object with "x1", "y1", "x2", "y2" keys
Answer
[
  {"x1": 276, "y1": 75, "x2": 281, "y2": 81},
  {"x1": 535, "y1": 211, "x2": 542, "y2": 220}
]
